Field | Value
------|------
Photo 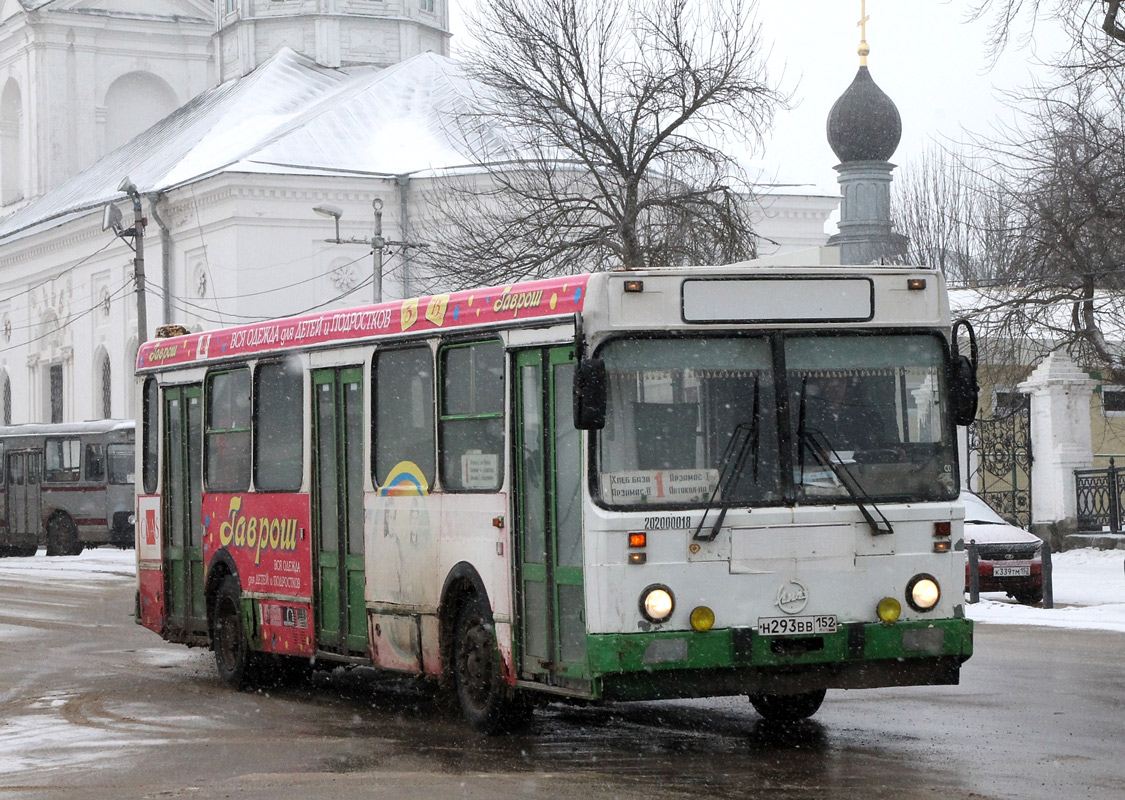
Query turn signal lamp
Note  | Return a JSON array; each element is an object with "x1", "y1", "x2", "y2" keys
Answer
[
  {"x1": 690, "y1": 606, "x2": 715, "y2": 632},
  {"x1": 933, "y1": 521, "x2": 951, "y2": 538},
  {"x1": 628, "y1": 532, "x2": 647, "y2": 548},
  {"x1": 907, "y1": 575, "x2": 941, "y2": 611},
  {"x1": 877, "y1": 596, "x2": 902, "y2": 623}
]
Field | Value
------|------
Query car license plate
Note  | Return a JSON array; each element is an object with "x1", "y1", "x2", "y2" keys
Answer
[
  {"x1": 757, "y1": 615, "x2": 838, "y2": 636},
  {"x1": 993, "y1": 565, "x2": 1031, "y2": 577}
]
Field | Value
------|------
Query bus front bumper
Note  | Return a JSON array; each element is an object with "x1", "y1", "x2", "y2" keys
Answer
[{"x1": 588, "y1": 618, "x2": 973, "y2": 702}]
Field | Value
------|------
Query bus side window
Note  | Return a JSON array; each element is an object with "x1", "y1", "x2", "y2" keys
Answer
[
  {"x1": 85, "y1": 443, "x2": 106, "y2": 482},
  {"x1": 142, "y1": 378, "x2": 159, "y2": 495},
  {"x1": 44, "y1": 437, "x2": 81, "y2": 482},
  {"x1": 254, "y1": 360, "x2": 303, "y2": 492},
  {"x1": 374, "y1": 346, "x2": 435, "y2": 491},
  {"x1": 205, "y1": 368, "x2": 252, "y2": 492},
  {"x1": 439, "y1": 340, "x2": 503, "y2": 492}
]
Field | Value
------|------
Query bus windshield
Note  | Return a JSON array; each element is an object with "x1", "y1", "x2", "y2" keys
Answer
[{"x1": 595, "y1": 333, "x2": 958, "y2": 509}]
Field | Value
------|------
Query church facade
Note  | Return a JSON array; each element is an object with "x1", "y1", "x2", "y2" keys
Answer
[{"x1": 0, "y1": 1, "x2": 833, "y2": 426}]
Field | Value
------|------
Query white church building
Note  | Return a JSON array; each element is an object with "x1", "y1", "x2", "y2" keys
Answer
[{"x1": 0, "y1": 0, "x2": 836, "y2": 426}]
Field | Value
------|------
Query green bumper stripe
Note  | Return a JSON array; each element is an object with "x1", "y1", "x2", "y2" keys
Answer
[{"x1": 586, "y1": 618, "x2": 974, "y2": 676}]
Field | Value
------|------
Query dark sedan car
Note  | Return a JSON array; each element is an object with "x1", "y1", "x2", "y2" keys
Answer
[{"x1": 962, "y1": 493, "x2": 1044, "y2": 605}]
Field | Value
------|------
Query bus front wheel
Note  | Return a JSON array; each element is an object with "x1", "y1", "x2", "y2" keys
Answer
[
  {"x1": 212, "y1": 575, "x2": 255, "y2": 689},
  {"x1": 46, "y1": 516, "x2": 82, "y2": 557},
  {"x1": 748, "y1": 689, "x2": 826, "y2": 722},
  {"x1": 452, "y1": 595, "x2": 531, "y2": 734}
]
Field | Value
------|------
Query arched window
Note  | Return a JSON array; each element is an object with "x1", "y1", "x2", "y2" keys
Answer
[
  {"x1": 100, "y1": 350, "x2": 112, "y2": 418},
  {"x1": 103, "y1": 73, "x2": 178, "y2": 155},
  {"x1": 1, "y1": 79, "x2": 23, "y2": 206},
  {"x1": 1, "y1": 371, "x2": 10, "y2": 425}
]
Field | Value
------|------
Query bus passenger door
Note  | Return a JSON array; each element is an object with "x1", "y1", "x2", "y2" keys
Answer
[
  {"x1": 163, "y1": 385, "x2": 206, "y2": 637},
  {"x1": 312, "y1": 367, "x2": 367, "y2": 655},
  {"x1": 5, "y1": 451, "x2": 41, "y2": 551},
  {"x1": 513, "y1": 347, "x2": 587, "y2": 688}
]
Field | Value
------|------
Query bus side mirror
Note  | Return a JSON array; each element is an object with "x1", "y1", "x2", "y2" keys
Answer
[
  {"x1": 951, "y1": 354, "x2": 979, "y2": 426},
  {"x1": 574, "y1": 357, "x2": 607, "y2": 430},
  {"x1": 950, "y1": 318, "x2": 979, "y2": 427}
]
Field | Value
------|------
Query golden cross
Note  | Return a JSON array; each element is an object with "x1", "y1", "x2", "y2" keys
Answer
[{"x1": 857, "y1": 0, "x2": 871, "y2": 65}]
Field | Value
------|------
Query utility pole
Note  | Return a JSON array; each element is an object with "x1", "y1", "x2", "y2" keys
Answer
[
  {"x1": 119, "y1": 178, "x2": 147, "y2": 343},
  {"x1": 372, "y1": 198, "x2": 385, "y2": 304}
]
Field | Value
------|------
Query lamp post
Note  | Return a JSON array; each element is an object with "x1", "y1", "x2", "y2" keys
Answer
[
  {"x1": 103, "y1": 177, "x2": 147, "y2": 343},
  {"x1": 371, "y1": 198, "x2": 385, "y2": 304},
  {"x1": 313, "y1": 198, "x2": 421, "y2": 305}
]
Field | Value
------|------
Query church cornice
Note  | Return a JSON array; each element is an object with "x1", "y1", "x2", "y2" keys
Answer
[{"x1": 220, "y1": 12, "x2": 451, "y2": 38}]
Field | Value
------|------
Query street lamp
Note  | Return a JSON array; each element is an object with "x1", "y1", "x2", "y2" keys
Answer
[
  {"x1": 103, "y1": 177, "x2": 147, "y2": 343},
  {"x1": 314, "y1": 198, "x2": 420, "y2": 305}
]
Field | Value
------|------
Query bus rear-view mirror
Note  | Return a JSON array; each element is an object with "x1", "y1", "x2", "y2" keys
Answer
[{"x1": 574, "y1": 357, "x2": 607, "y2": 430}]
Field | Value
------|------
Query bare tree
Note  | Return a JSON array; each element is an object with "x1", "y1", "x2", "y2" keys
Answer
[
  {"x1": 414, "y1": 0, "x2": 787, "y2": 290},
  {"x1": 969, "y1": 0, "x2": 1125, "y2": 93},
  {"x1": 941, "y1": 81, "x2": 1125, "y2": 380}
]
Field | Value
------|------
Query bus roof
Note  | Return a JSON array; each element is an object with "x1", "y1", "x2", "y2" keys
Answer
[
  {"x1": 136, "y1": 274, "x2": 591, "y2": 372},
  {"x1": 0, "y1": 419, "x2": 135, "y2": 438},
  {"x1": 135, "y1": 263, "x2": 948, "y2": 373}
]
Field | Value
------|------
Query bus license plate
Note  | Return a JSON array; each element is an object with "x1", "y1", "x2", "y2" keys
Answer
[
  {"x1": 993, "y1": 565, "x2": 1031, "y2": 577},
  {"x1": 757, "y1": 615, "x2": 838, "y2": 636}
]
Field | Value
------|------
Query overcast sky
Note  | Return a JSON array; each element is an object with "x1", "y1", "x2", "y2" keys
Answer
[{"x1": 448, "y1": 1, "x2": 1067, "y2": 197}]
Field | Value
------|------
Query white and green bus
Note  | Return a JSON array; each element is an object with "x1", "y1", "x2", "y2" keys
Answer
[{"x1": 135, "y1": 264, "x2": 977, "y2": 732}]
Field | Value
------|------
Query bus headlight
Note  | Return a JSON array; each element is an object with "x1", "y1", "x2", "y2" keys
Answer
[
  {"x1": 640, "y1": 585, "x2": 674, "y2": 623},
  {"x1": 907, "y1": 574, "x2": 941, "y2": 611}
]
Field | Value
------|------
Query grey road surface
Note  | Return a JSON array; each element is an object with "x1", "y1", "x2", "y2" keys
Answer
[{"x1": 0, "y1": 556, "x2": 1122, "y2": 800}]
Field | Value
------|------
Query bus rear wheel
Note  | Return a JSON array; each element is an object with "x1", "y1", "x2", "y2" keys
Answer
[
  {"x1": 46, "y1": 516, "x2": 82, "y2": 557},
  {"x1": 748, "y1": 689, "x2": 826, "y2": 722},
  {"x1": 452, "y1": 595, "x2": 531, "y2": 734},
  {"x1": 212, "y1": 575, "x2": 256, "y2": 689}
]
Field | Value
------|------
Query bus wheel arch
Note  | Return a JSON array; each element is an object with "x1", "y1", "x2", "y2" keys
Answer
[
  {"x1": 211, "y1": 572, "x2": 256, "y2": 689},
  {"x1": 204, "y1": 550, "x2": 239, "y2": 640},
  {"x1": 440, "y1": 563, "x2": 530, "y2": 734},
  {"x1": 45, "y1": 512, "x2": 82, "y2": 557}
]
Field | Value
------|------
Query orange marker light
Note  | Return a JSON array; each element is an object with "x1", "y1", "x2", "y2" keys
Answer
[{"x1": 628, "y1": 532, "x2": 647, "y2": 548}]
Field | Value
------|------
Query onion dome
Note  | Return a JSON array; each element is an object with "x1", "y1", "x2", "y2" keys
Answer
[{"x1": 826, "y1": 66, "x2": 902, "y2": 163}]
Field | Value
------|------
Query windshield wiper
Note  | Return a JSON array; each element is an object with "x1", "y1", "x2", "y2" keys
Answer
[
  {"x1": 693, "y1": 381, "x2": 760, "y2": 542},
  {"x1": 799, "y1": 427, "x2": 894, "y2": 535}
]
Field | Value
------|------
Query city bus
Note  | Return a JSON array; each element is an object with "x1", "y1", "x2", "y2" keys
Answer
[
  {"x1": 134, "y1": 264, "x2": 978, "y2": 732},
  {"x1": 0, "y1": 419, "x2": 136, "y2": 557}
]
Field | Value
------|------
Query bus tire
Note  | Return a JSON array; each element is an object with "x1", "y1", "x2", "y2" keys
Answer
[
  {"x1": 452, "y1": 595, "x2": 531, "y2": 734},
  {"x1": 46, "y1": 515, "x2": 82, "y2": 557},
  {"x1": 212, "y1": 575, "x2": 256, "y2": 689},
  {"x1": 748, "y1": 689, "x2": 826, "y2": 722}
]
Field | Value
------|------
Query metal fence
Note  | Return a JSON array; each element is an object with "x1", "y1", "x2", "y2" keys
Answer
[{"x1": 1075, "y1": 458, "x2": 1125, "y2": 534}]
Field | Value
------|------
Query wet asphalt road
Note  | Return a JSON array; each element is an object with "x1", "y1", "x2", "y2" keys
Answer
[{"x1": 1, "y1": 556, "x2": 1123, "y2": 800}]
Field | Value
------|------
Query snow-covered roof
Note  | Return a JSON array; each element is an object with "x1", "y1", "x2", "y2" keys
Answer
[{"x1": 0, "y1": 48, "x2": 494, "y2": 243}]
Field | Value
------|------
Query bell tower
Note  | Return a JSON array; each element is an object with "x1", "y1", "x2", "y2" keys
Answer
[{"x1": 215, "y1": 0, "x2": 452, "y2": 81}]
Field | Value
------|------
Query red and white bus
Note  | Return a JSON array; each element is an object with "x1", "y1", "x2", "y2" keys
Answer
[
  {"x1": 135, "y1": 264, "x2": 977, "y2": 732},
  {"x1": 0, "y1": 419, "x2": 135, "y2": 557}
]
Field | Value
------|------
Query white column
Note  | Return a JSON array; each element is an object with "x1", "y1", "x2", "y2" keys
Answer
[{"x1": 1018, "y1": 352, "x2": 1098, "y2": 540}]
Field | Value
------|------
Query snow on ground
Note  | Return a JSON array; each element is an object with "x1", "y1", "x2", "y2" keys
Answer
[
  {"x1": 967, "y1": 547, "x2": 1125, "y2": 633},
  {"x1": 1, "y1": 546, "x2": 1124, "y2": 632},
  {"x1": 0, "y1": 547, "x2": 135, "y2": 582}
]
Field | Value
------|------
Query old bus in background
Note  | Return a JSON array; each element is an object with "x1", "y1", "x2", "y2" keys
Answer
[
  {"x1": 134, "y1": 265, "x2": 978, "y2": 732},
  {"x1": 0, "y1": 420, "x2": 136, "y2": 557}
]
